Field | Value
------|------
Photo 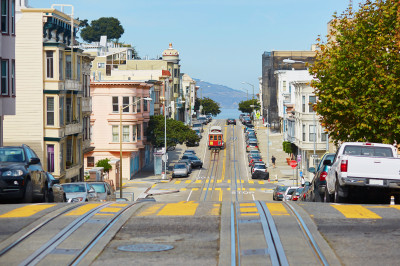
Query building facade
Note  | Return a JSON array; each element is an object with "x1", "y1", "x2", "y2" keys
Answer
[
  {"x1": 0, "y1": 0, "x2": 16, "y2": 146},
  {"x1": 4, "y1": 4, "x2": 92, "y2": 182}
]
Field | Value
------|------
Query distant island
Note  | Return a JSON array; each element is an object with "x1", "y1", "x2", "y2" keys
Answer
[{"x1": 194, "y1": 79, "x2": 247, "y2": 109}]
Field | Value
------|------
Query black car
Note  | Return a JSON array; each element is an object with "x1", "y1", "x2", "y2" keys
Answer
[
  {"x1": 308, "y1": 153, "x2": 336, "y2": 202},
  {"x1": 45, "y1": 172, "x2": 67, "y2": 202},
  {"x1": 273, "y1": 185, "x2": 289, "y2": 201},
  {"x1": 0, "y1": 145, "x2": 47, "y2": 203},
  {"x1": 181, "y1": 155, "x2": 203, "y2": 168},
  {"x1": 226, "y1": 118, "x2": 236, "y2": 125}
]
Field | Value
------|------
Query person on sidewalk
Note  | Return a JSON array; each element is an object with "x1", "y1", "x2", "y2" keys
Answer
[{"x1": 271, "y1": 155, "x2": 276, "y2": 168}]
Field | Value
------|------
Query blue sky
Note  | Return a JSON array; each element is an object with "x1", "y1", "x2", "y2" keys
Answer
[{"x1": 31, "y1": 0, "x2": 364, "y2": 92}]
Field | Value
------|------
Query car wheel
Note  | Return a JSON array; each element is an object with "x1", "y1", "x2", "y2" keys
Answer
[
  {"x1": 47, "y1": 189, "x2": 55, "y2": 203},
  {"x1": 334, "y1": 179, "x2": 346, "y2": 203},
  {"x1": 23, "y1": 180, "x2": 33, "y2": 203},
  {"x1": 323, "y1": 187, "x2": 332, "y2": 203},
  {"x1": 264, "y1": 172, "x2": 270, "y2": 180},
  {"x1": 394, "y1": 195, "x2": 400, "y2": 205}
]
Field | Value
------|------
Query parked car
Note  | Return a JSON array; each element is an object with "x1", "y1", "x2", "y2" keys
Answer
[
  {"x1": 61, "y1": 182, "x2": 99, "y2": 202},
  {"x1": 192, "y1": 123, "x2": 203, "y2": 133},
  {"x1": 197, "y1": 116, "x2": 208, "y2": 125},
  {"x1": 181, "y1": 155, "x2": 203, "y2": 168},
  {"x1": 193, "y1": 128, "x2": 202, "y2": 139},
  {"x1": 308, "y1": 153, "x2": 335, "y2": 202},
  {"x1": 0, "y1": 145, "x2": 48, "y2": 203},
  {"x1": 283, "y1": 186, "x2": 299, "y2": 201},
  {"x1": 226, "y1": 118, "x2": 236, "y2": 125},
  {"x1": 88, "y1": 181, "x2": 116, "y2": 202},
  {"x1": 248, "y1": 150, "x2": 261, "y2": 161},
  {"x1": 172, "y1": 163, "x2": 189, "y2": 178},
  {"x1": 246, "y1": 137, "x2": 258, "y2": 145},
  {"x1": 273, "y1": 185, "x2": 288, "y2": 201},
  {"x1": 249, "y1": 155, "x2": 263, "y2": 167},
  {"x1": 298, "y1": 182, "x2": 312, "y2": 202},
  {"x1": 45, "y1": 172, "x2": 66, "y2": 202},
  {"x1": 206, "y1": 114, "x2": 213, "y2": 123},
  {"x1": 243, "y1": 124, "x2": 254, "y2": 132},
  {"x1": 178, "y1": 159, "x2": 193, "y2": 173},
  {"x1": 251, "y1": 162, "x2": 267, "y2": 174},
  {"x1": 291, "y1": 187, "x2": 304, "y2": 201},
  {"x1": 184, "y1": 150, "x2": 196, "y2": 155},
  {"x1": 246, "y1": 141, "x2": 259, "y2": 152}
]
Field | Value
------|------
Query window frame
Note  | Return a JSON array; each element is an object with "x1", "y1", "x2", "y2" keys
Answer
[
  {"x1": 87, "y1": 156, "x2": 94, "y2": 167},
  {"x1": 1, "y1": 59, "x2": 8, "y2": 95},
  {"x1": 46, "y1": 51, "x2": 54, "y2": 79},
  {"x1": 122, "y1": 96, "x2": 129, "y2": 113},
  {"x1": 309, "y1": 95, "x2": 316, "y2": 113},
  {"x1": 47, "y1": 144, "x2": 55, "y2": 172},
  {"x1": 112, "y1": 125, "x2": 119, "y2": 142},
  {"x1": 309, "y1": 125, "x2": 316, "y2": 142},
  {"x1": 112, "y1": 96, "x2": 119, "y2": 113},
  {"x1": 1, "y1": 0, "x2": 8, "y2": 34},
  {"x1": 11, "y1": 59, "x2": 14, "y2": 95},
  {"x1": 123, "y1": 125, "x2": 130, "y2": 142},
  {"x1": 46, "y1": 97, "x2": 55, "y2": 126}
]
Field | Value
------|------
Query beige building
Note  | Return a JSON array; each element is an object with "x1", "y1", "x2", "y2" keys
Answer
[{"x1": 4, "y1": 3, "x2": 93, "y2": 182}]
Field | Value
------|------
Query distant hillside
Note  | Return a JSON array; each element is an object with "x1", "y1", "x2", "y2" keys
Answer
[{"x1": 194, "y1": 79, "x2": 247, "y2": 109}]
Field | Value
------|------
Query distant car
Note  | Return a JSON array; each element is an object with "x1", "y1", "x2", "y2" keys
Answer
[
  {"x1": 298, "y1": 182, "x2": 311, "y2": 202},
  {"x1": 88, "y1": 181, "x2": 116, "y2": 202},
  {"x1": 246, "y1": 137, "x2": 258, "y2": 145},
  {"x1": 61, "y1": 182, "x2": 99, "y2": 202},
  {"x1": 0, "y1": 145, "x2": 48, "y2": 203},
  {"x1": 243, "y1": 124, "x2": 254, "y2": 132},
  {"x1": 172, "y1": 163, "x2": 189, "y2": 178},
  {"x1": 193, "y1": 128, "x2": 202, "y2": 139},
  {"x1": 181, "y1": 154, "x2": 203, "y2": 168},
  {"x1": 273, "y1": 185, "x2": 288, "y2": 201},
  {"x1": 45, "y1": 172, "x2": 66, "y2": 202},
  {"x1": 192, "y1": 123, "x2": 204, "y2": 133},
  {"x1": 178, "y1": 159, "x2": 193, "y2": 173},
  {"x1": 291, "y1": 187, "x2": 304, "y2": 201},
  {"x1": 226, "y1": 118, "x2": 236, "y2": 125},
  {"x1": 309, "y1": 153, "x2": 336, "y2": 202},
  {"x1": 251, "y1": 162, "x2": 267, "y2": 174},
  {"x1": 283, "y1": 187, "x2": 299, "y2": 201},
  {"x1": 206, "y1": 114, "x2": 213, "y2": 122},
  {"x1": 197, "y1": 116, "x2": 208, "y2": 125},
  {"x1": 249, "y1": 155, "x2": 263, "y2": 167},
  {"x1": 248, "y1": 150, "x2": 261, "y2": 161},
  {"x1": 184, "y1": 150, "x2": 196, "y2": 155},
  {"x1": 246, "y1": 141, "x2": 259, "y2": 152}
]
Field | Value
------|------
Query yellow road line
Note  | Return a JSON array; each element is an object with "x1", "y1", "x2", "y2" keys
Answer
[
  {"x1": 266, "y1": 203, "x2": 290, "y2": 216},
  {"x1": 258, "y1": 181, "x2": 265, "y2": 185},
  {"x1": 109, "y1": 203, "x2": 128, "y2": 207},
  {"x1": 240, "y1": 203, "x2": 256, "y2": 207},
  {"x1": 217, "y1": 180, "x2": 222, "y2": 183},
  {"x1": 209, "y1": 203, "x2": 221, "y2": 215},
  {"x1": 195, "y1": 180, "x2": 202, "y2": 184},
  {"x1": 240, "y1": 207, "x2": 258, "y2": 213},
  {"x1": 215, "y1": 188, "x2": 223, "y2": 201},
  {"x1": 157, "y1": 201, "x2": 199, "y2": 216},
  {"x1": 180, "y1": 188, "x2": 187, "y2": 191},
  {"x1": 248, "y1": 180, "x2": 254, "y2": 184},
  {"x1": 0, "y1": 204, "x2": 56, "y2": 218},
  {"x1": 249, "y1": 188, "x2": 256, "y2": 191},
  {"x1": 137, "y1": 204, "x2": 164, "y2": 216},
  {"x1": 65, "y1": 203, "x2": 103, "y2": 216},
  {"x1": 95, "y1": 213, "x2": 114, "y2": 216},
  {"x1": 100, "y1": 207, "x2": 121, "y2": 213},
  {"x1": 174, "y1": 181, "x2": 181, "y2": 184},
  {"x1": 222, "y1": 126, "x2": 227, "y2": 180},
  {"x1": 332, "y1": 205, "x2": 382, "y2": 219},
  {"x1": 241, "y1": 213, "x2": 260, "y2": 216},
  {"x1": 185, "y1": 180, "x2": 191, "y2": 184}
]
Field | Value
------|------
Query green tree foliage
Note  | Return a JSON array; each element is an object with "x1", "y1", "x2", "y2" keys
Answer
[
  {"x1": 238, "y1": 99, "x2": 260, "y2": 114},
  {"x1": 282, "y1": 141, "x2": 293, "y2": 154},
  {"x1": 80, "y1": 17, "x2": 124, "y2": 43},
  {"x1": 195, "y1": 97, "x2": 221, "y2": 116},
  {"x1": 309, "y1": 0, "x2": 400, "y2": 144},
  {"x1": 95, "y1": 158, "x2": 112, "y2": 173},
  {"x1": 146, "y1": 115, "x2": 199, "y2": 148}
]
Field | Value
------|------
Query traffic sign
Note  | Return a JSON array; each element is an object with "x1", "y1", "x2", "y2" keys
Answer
[{"x1": 290, "y1": 160, "x2": 297, "y2": 169}]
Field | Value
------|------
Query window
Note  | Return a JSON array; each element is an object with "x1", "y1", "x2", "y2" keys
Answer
[
  {"x1": 174, "y1": 68, "x2": 178, "y2": 78},
  {"x1": 132, "y1": 125, "x2": 137, "y2": 141},
  {"x1": 123, "y1": 97, "x2": 129, "y2": 113},
  {"x1": 77, "y1": 56, "x2": 81, "y2": 81},
  {"x1": 143, "y1": 98, "x2": 148, "y2": 112},
  {"x1": 66, "y1": 97, "x2": 72, "y2": 123},
  {"x1": 11, "y1": 60, "x2": 14, "y2": 95},
  {"x1": 112, "y1": 125, "x2": 119, "y2": 142},
  {"x1": 65, "y1": 55, "x2": 72, "y2": 79},
  {"x1": 309, "y1": 95, "x2": 316, "y2": 113},
  {"x1": 87, "y1": 156, "x2": 94, "y2": 167},
  {"x1": 59, "y1": 97, "x2": 64, "y2": 126},
  {"x1": 283, "y1": 81, "x2": 287, "y2": 91},
  {"x1": 46, "y1": 51, "x2": 54, "y2": 78},
  {"x1": 112, "y1": 96, "x2": 119, "y2": 113},
  {"x1": 66, "y1": 139, "x2": 72, "y2": 166},
  {"x1": 302, "y1": 124, "x2": 306, "y2": 141},
  {"x1": 132, "y1": 96, "x2": 137, "y2": 112},
  {"x1": 309, "y1": 125, "x2": 316, "y2": 142},
  {"x1": 1, "y1": 60, "x2": 8, "y2": 95},
  {"x1": 302, "y1": 96, "x2": 305, "y2": 113},
  {"x1": 321, "y1": 132, "x2": 328, "y2": 142},
  {"x1": 77, "y1": 139, "x2": 81, "y2": 165},
  {"x1": 98, "y1": 62, "x2": 105, "y2": 68},
  {"x1": 77, "y1": 98, "x2": 81, "y2": 122},
  {"x1": 11, "y1": 0, "x2": 14, "y2": 34},
  {"x1": 59, "y1": 51, "x2": 63, "y2": 80},
  {"x1": 46, "y1": 97, "x2": 54, "y2": 126},
  {"x1": 47, "y1": 145, "x2": 54, "y2": 172},
  {"x1": 137, "y1": 97, "x2": 141, "y2": 113},
  {"x1": 155, "y1": 91, "x2": 160, "y2": 104},
  {"x1": 123, "y1": 125, "x2": 129, "y2": 142},
  {"x1": 1, "y1": 0, "x2": 8, "y2": 33},
  {"x1": 60, "y1": 143, "x2": 64, "y2": 171},
  {"x1": 137, "y1": 124, "x2": 141, "y2": 140}
]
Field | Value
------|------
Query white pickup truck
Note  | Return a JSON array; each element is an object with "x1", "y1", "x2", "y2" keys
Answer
[{"x1": 325, "y1": 142, "x2": 400, "y2": 204}]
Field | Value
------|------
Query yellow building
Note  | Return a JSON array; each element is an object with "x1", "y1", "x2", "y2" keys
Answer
[{"x1": 4, "y1": 4, "x2": 93, "y2": 182}]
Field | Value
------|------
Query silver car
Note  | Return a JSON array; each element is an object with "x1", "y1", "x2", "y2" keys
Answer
[
  {"x1": 61, "y1": 182, "x2": 98, "y2": 202},
  {"x1": 88, "y1": 181, "x2": 116, "y2": 202},
  {"x1": 172, "y1": 163, "x2": 189, "y2": 178}
]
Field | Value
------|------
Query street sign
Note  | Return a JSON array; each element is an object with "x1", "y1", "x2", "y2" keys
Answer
[
  {"x1": 300, "y1": 171, "x2": 303, "y2": 177},
  {"x1": 297, "y1": 155, "x2": 301, "y2": 162},
  {"x1": 290, "y1": 160, "x2": 297, "y2": 169}
]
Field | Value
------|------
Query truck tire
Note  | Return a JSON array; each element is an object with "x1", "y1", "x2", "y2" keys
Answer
[
  {"x1": 375, "y1": 193, "x2": 391, "y2": 205},
  {"x1": 314, "y1": 189, "x2": 322, "y2": 202},
  {"x1": 23, "y1": 180, "x2": 33, "y2": 203},
  {"x1": 323, "y1": 187, "x2": 333, "y2": 203},
  {"x1": 334, "y1": 179, "x2": 346, "y2": 203},
  {"x1": 395, "y1": 195, "x2": 400, "y2": 205}
]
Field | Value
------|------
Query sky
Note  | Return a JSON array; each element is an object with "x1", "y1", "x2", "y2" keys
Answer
[{"x1": 31, "y1": 0, "x2": 364, "y2": 93}]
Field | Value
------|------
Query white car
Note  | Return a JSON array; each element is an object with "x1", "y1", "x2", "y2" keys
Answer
[{"x1": 283, "y1": 186, "x2": 299, "y2": 201}]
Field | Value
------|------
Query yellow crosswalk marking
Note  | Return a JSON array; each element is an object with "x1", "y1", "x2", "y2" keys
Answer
[
  {"x1": 174, "y1": 181, "x2": 181, "y2": 184},
  {"x1": 65, "y1": 203, "x2": 103, "y2": 216},
  {"x1": 332, "y1": 205, "x2": 382, "y2": 219},
  {"x1": 109, "y1": 203, "x2": 128, "y2": 207},
  {"x1": 266, "y1": 203, "x2": 289, "y2": 216},
  {"x1": 137, "y1": 204, "x2": 164, "y2": 216},
  {"x1": 158, "y1": 201, "x2": 199, "y2": 216},
  {"x1": 249, "y1": 188, "x2": 256, "y2": 191},
  {"x1": 180, "y1": 188, "x2": 187, "y2": 191},
  {"x1": 185, "y1": 180, "x2": 191, "y2": 184},
  {"x1": 192, "y1": 188, "x2": 199, "y2": 191},
  {"x1": 195, "y1": 180, "x2": 202, "y2": 184},
  {"x1": 240, "y1": 203, "x2": 256, "y2": 207},
  {"x1": 241, "y1": 213, "x2": 260, "y2": 216},
  {"x1": 248, "y1": 180, "x2": 254, "y2": 184},
  {"x1": 209, "y1": 203, "x2": 221, "y2": 215},
  {"x1": 217, "y1": 180, "x2": 222, "y2": 183},
  {"x1": 100, "y1": 207, "x2": 121, "y2": 213},
  {"x1": 258, "y1": 181, "x2": 265, "y2": 185},
  {"x1": 0, "y1": 204, "x2": 56, "y2": 218},
  {"x1": 240, "y1": 207, "x2": 258, "y2": 213}
]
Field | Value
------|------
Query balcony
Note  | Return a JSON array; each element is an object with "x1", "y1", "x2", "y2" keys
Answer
[
  {"x1": 65, "y1": 122, "x2": 83, "y2": 135},
  {"x1": 82, "y1": 97, "x2": 92, "y2": 113},
  {"x1": 65, "y1": 79, "x2": 81, "y2": 91}
]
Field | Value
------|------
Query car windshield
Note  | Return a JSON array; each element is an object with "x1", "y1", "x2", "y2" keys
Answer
[
  {"x1": 287, "y1": 188, "x2": 297, "y2": 195},
  {"x1": 62, "y1": 184, "x2": 86, "y2": 193},
  {"x1": 90, "y1": 183, "x2": 106, "y2": 193},
  {"x1": 193, "y1": 124, "x2": 202, "y2": 127},
  {"x1": 189, "y1": 156, "x2": 199, "y2": 160},
  {"x1": 249, "y1": 142, "x2": 257, "y2": 146},
  {"x1": 174, "y1": 164, "x2": 186, "y2": 169},
  {"x1": 277, "y1": 186, "x2": 288, "y2": 192},
  {"x1": 254, "y1": 164, "x2": 266, "y2": 169},
  {"x1": 0, "y1": 147, "x2": 25, "y2": 162}
]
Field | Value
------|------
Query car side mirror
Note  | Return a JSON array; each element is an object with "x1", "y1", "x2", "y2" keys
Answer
[
  {"x1": 29, "y1": 157, "x2": 40, "y2": 165},
  {"x1": 308, "y1": 167, "x2": 315, "y2": 173},
  {"x1": 304, "y1": 181, "x2": 311, "y2": 186},
  {"x1": 323, "y1": 160, "x2": 332, "y2": 166}
]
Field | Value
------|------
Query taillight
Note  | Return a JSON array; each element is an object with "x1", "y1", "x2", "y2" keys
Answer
[
  {"x1": 255, "y1": 146, "x2": 258, "y2": 148},
  {"x1": 320, "y1": 171, "x2": 328, "y2": 181},
  {"x1": 265, "y1": 169, "x2": 268, "y2": 172},
  {"x1": 340, "y1": 160, "x2": 348, "y2": 172}
]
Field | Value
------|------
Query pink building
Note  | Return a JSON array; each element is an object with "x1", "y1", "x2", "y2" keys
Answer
[
  {"x1": 0, "y1": 0, "x2": 15, "y2": 146},
  {"x1": 84, "y1": 81, "x2": 153, "y2": 180}
]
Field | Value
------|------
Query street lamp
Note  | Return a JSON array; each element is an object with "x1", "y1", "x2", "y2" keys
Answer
[
  {"x1": 264, "y1": 107, "x2": 270, "y2": 168},
  {"x1": 119, "y1": 97, "x2": 152, "y2": 198},
  {"x1": 241, "y1": 82, "x2": 254, "y2": 100}
]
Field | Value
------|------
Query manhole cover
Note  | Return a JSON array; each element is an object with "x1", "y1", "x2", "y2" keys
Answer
[{"x1": 117, "y1": 244, "x2": 174, "y2": 252}]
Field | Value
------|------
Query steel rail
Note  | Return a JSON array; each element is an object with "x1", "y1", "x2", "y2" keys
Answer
[
  {"x1": 203, "y1": 148, "x2": 220, "y2": 201},
  {"x1": 284, "y1": 202, "x2": 329, "y2": 266},
  {"x1": 0, "y1": 203, "x2": 84, "y2": 257},
  {"x1": 197, "y1": 146, "x2": 216, "y2": 201},
  {"x1": 20, "y1": 202, "x2": 112, "y2": 266}
]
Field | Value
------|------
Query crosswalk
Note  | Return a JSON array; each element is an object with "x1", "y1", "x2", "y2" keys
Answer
[
  {"x1": 127, "y1": 179, "x2": 278, "y2": 185},
  {"x1": 2, "y1": 202, "x2": 400, "y2": 219}
]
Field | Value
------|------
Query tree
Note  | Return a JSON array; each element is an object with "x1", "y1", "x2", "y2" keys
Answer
[
  {"x1": 195, "y1": 97, "x2": 221, "y2": 116},
  {"x1": 95, "y1": 158, "x2": 112, "y2": 173},
  {"x1": 80, "y1": 17, "x2": 124, "y2": 43},
  {"x1": 146, "y1": 115, "x2": 199, "y2": 148},
  {"x1": 309, "y1": 0, "x2": 400, "y2": 144},
  {"x1": 238, "y1": 99, "x2": 260, "y2": 114}
]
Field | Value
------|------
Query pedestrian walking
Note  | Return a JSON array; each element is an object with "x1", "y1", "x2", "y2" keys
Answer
[{"x1": 271, "y1": 155, "x2": 276, "y2": 168}]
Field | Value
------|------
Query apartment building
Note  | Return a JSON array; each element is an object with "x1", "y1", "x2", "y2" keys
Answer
[
  {"x1": 0, "y1": 0, "x2": 16, "y2": 146},
  {"x1": 4, "y1": 4, "x2": 93, "y2": 182},
  {"x1": 181, "y1": 73, "x2": 197, "y2": 125}
]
